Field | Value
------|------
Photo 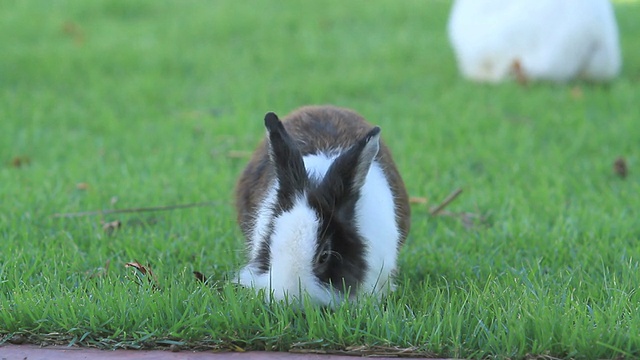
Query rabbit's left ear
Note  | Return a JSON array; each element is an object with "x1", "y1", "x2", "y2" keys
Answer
[
  {"x1": 265, "y1": 112, "x2": 308, "y2": 210},
  {"x1": 320, "y1": 127, "x2": 381, "y2": 207}
]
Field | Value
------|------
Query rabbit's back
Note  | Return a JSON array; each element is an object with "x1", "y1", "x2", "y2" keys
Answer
[{"x1": 282, "y1": 105, "x2": 373, "y2": 155}]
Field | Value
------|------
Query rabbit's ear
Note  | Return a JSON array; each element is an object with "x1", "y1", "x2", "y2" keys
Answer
[
  {"x1": 320, "y1": 126, "x2": 381, "y2": 208},
  {"x1": 264, "y1": 112, "x2": 308, "y2": 210}
]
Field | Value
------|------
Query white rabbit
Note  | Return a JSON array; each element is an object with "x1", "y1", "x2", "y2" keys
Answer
[
  {"x1": 235, "y1": 105, "x2": 411, "y2": 306},
  {"x1": 447, "y1": 0, "x2": 622, "y2": 83}
]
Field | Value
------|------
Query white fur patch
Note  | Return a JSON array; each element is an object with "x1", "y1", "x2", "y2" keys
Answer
[
  {"x1": 356, "y1": 162, "x2": 399, "y2": 296},
  {"x1": 249, "y1": 181, "x2": 278, "y2": 260},
  {"x1": 240, "y1": 195, "x2": 337, "y2": 305},
  {"x1": 303, "y1": 152, "x2": 338, "y2": 179}
]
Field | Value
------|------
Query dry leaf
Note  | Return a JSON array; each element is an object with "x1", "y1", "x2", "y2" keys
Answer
[
  {"x1": 102, "y1": 220, "x2": 121, "y2": 234},
  {"x1": 125, "y1": 260, "x2": 159, "y2": 289},
  {"x1": 125, "y1": 261, "x2": 150, "y2": 275},
  {"x1": 76, "y1": 182, "x2": 89, "y2": 190},
  {"x1": 613, "y1": 157, "x2": 628, "y2": 178},
  {"x1": 10, "y1": 156, "x2": 31, "y2": 168},
  {"x1": 193, "y1": 271, "x2": 206, "y2": 283}
]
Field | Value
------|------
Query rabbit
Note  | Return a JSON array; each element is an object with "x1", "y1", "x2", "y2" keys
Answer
[
  {"x1": 447, "y1": 0, "x2": 622, "y2": 83},
  {"x1": 235, "y1": 105, "x2": 411, "y2": 306}
]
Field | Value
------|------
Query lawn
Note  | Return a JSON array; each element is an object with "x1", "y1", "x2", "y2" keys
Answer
[{"x1": 1, "y1": 0, "x2": 640, "y2": 358}]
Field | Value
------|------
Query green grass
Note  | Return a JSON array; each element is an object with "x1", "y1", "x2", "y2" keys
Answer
[{"x1": 1, "y1": 0, "x2": 640, "y2": 358}]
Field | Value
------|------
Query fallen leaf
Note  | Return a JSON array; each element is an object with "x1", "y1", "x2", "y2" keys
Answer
[
  {"x1": 10, "y1": 156, "x2": 31, "y2": 168},
  {"x1": 125, "y1": 261, "x2": 149, "y2": 275},
  {"x1": 76, "y1": 182, "x2": 89, "y2": 190},
  {"x1": 193, "y1": 271, "x2": 206, "y2": 283},
  {"x1": 102, "y1": 220, "x2": 121, "y2": 234},
  {"x1": 613, "y1": 157, "x2": 628, "y2": 178},
  {"x1": 125, "y1": 260, "x2": 159, "y2": 289}
]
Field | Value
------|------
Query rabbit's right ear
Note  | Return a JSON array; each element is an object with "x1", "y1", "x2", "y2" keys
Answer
[
  {"x1": 264, "y1": 112, "x2": 308, "y2": 211},
  {"x1": 317, "y1": 126, "x2": 381, "y2": 210}
]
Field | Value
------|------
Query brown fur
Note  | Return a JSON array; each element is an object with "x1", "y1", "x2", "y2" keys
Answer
[{"x1": 235, "y1": 105, "x2": 411, "y2": 243}]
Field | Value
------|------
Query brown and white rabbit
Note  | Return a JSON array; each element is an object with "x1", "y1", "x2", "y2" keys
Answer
[{"x1": 235, "y1": 105, "x2": 410, "y2": 306}]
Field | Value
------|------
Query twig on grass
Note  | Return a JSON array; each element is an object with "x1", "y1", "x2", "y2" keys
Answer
[
  {"x1": 428, "y1": 188, "x2": 490, "y2": 229},
  {"x1": 429, "y1": 188, "x2": 463, "y2": 216},
  {"x1": 51, "y1": 201, "x2": 220, "y2": 218}
]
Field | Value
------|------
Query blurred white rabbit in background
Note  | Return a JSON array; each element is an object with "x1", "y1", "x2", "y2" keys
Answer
[{"x1": 447, "y1": 0, "x2": 622, "y2": 83}]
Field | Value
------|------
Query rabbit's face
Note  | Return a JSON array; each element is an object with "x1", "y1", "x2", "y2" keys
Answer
[
  {"x1": 240, "y1": 194, "x2": 365, "y2": 305},
  {"x1": 239, "y1": 195, "x2": 338, "y2": 305}
]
